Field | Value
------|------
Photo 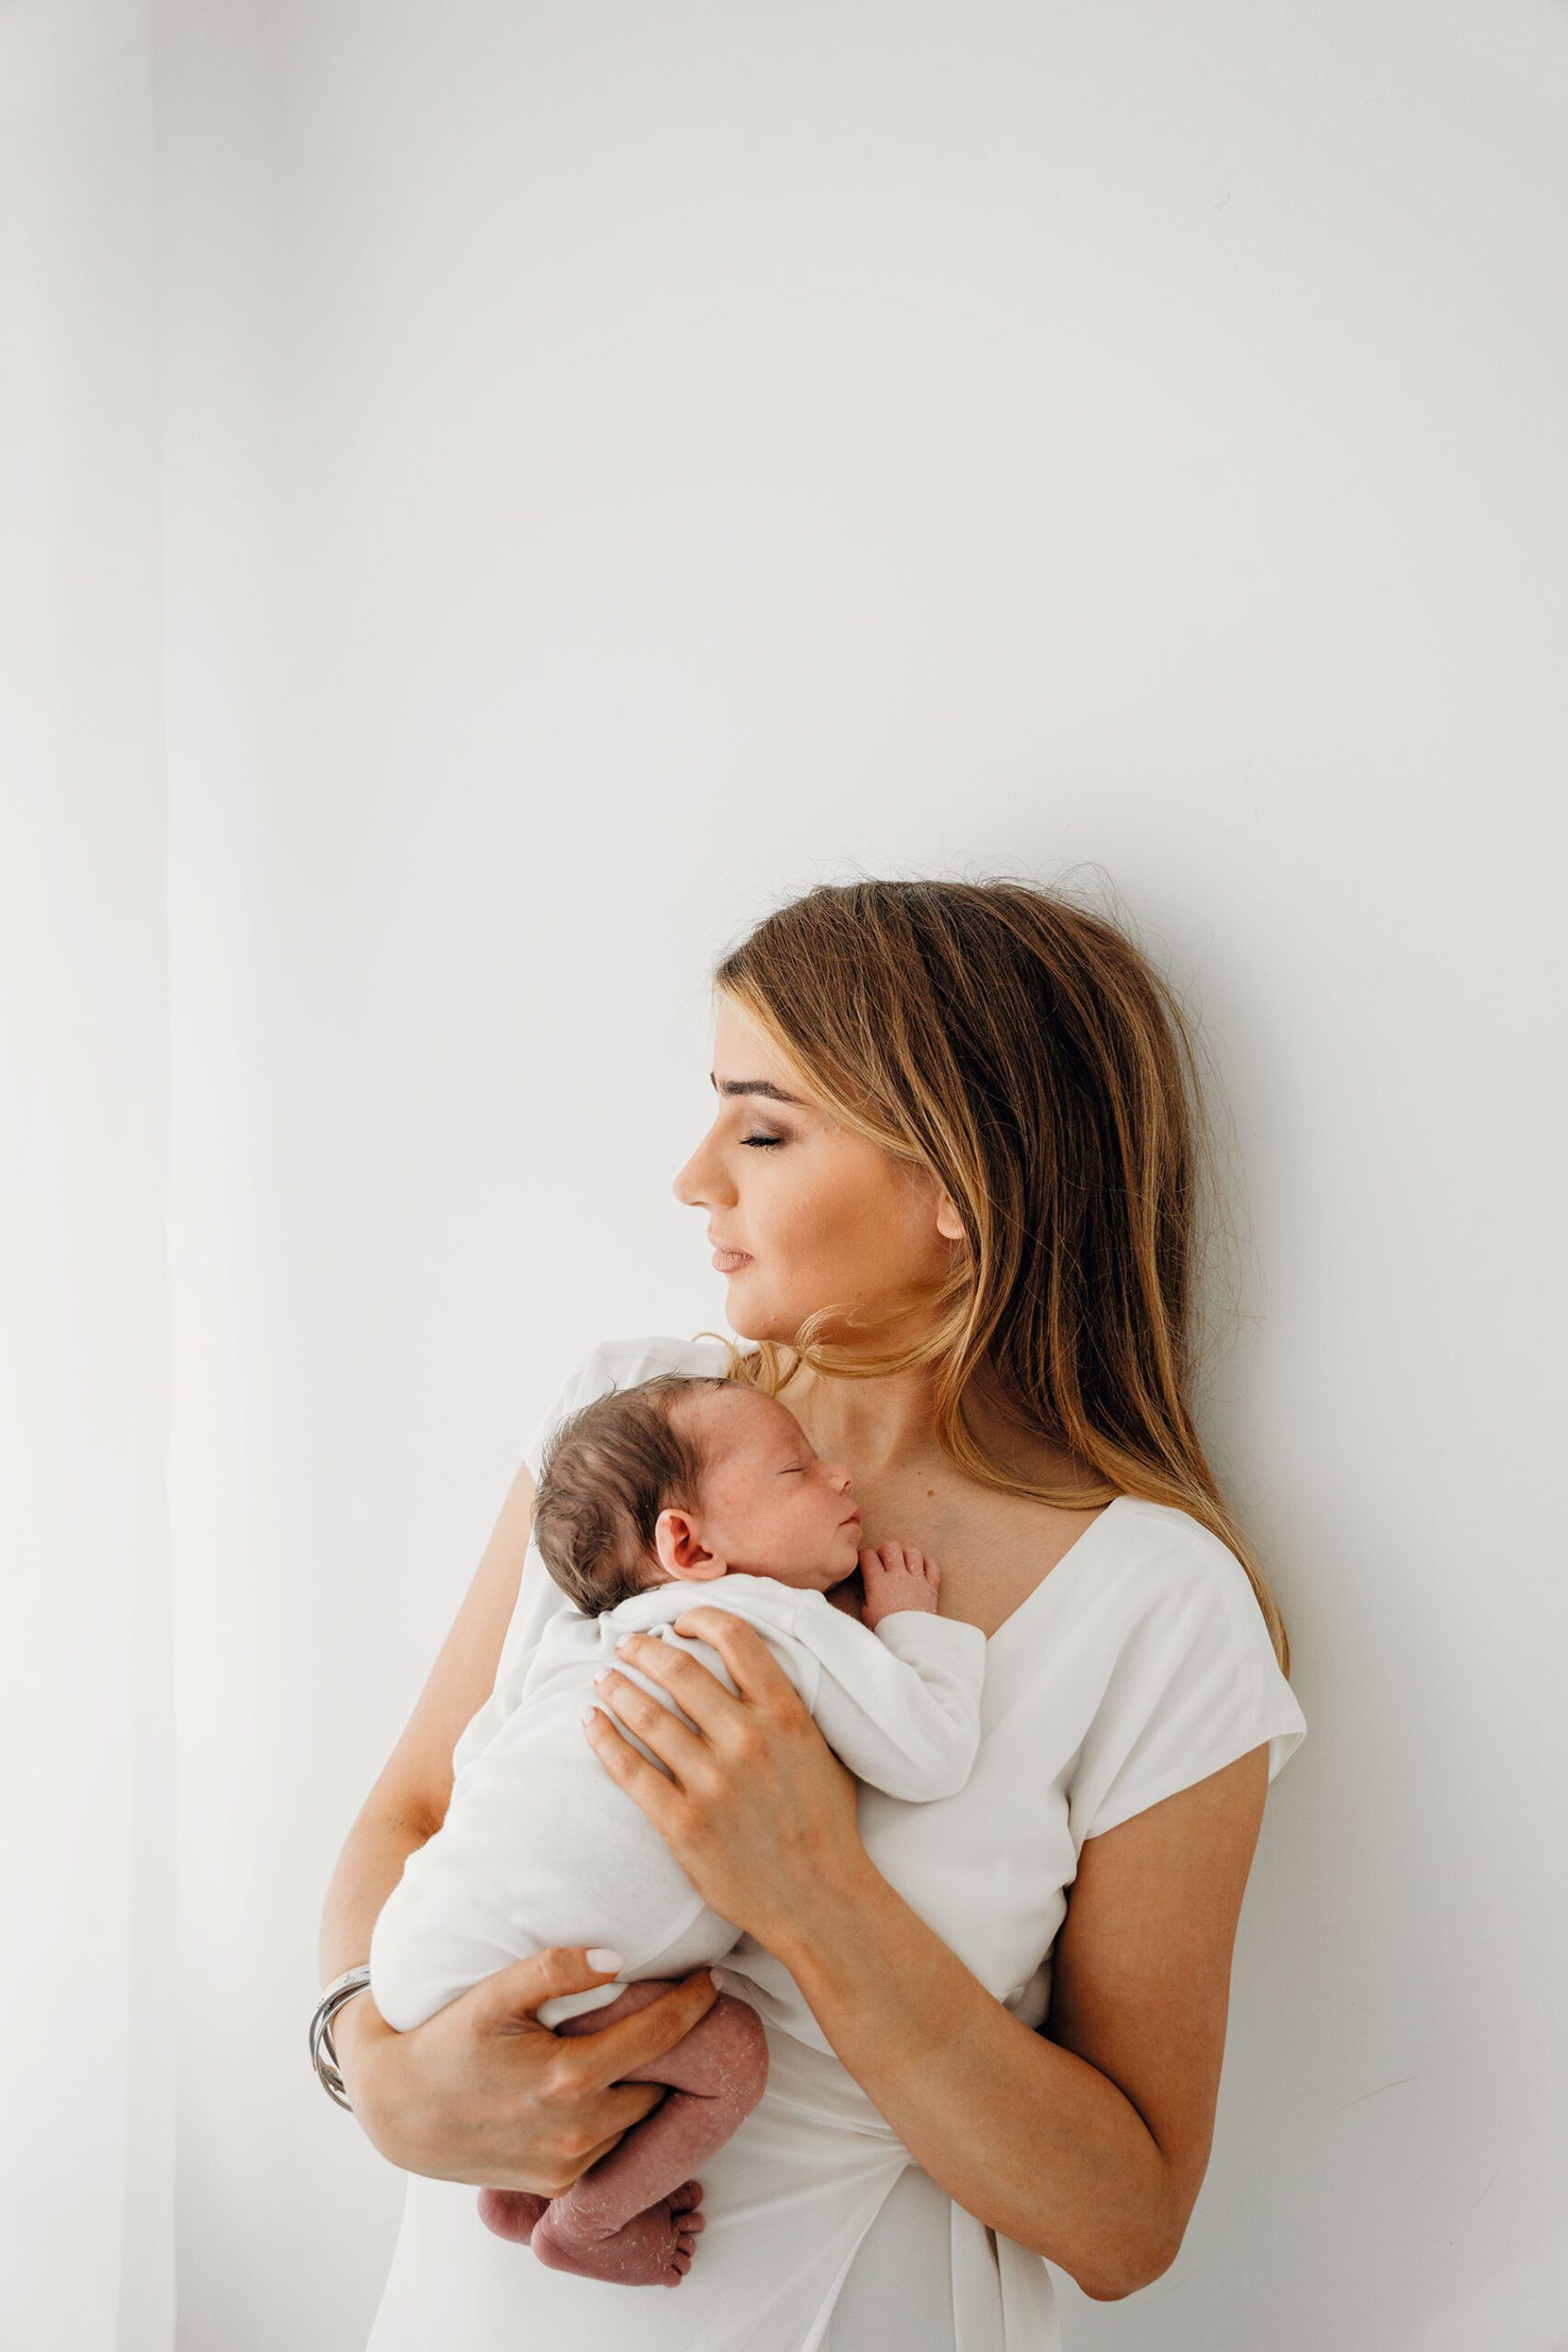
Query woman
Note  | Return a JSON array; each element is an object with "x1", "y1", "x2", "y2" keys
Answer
[{"x1": 318, "y1": 874, "x2": 1308, "y2": 2350}]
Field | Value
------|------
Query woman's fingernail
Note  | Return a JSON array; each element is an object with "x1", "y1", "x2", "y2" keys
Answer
[
  {"x1": 587, "y1": 1948, "x2": 623, "y2": 1971},
  {"x1": 581, "y1": 1706, "x2": 597, "y2": 1724}
]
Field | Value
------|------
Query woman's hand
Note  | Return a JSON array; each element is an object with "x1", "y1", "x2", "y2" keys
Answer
[
  {"x1": 581, "y1": 1609, "x2": 871, "y2": 1948},
  {"x1": 333, "y1": 1945, "x2": 722, "y2": 2194}
]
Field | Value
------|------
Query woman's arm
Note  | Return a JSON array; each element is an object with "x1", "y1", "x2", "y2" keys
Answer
[
  {"x1": 316, "y1": 1443, "x2": 540, "y2": 2110},
  {"x1": 769, "y1": 1747, "x2": 1269, "y2": 2301},
  {"x1": 581, "y1": 1613, "x2": 1270, "y2": 2303},
  {"x1": 317, "y1": 1456, "x2": 721, "y2": 2187}
]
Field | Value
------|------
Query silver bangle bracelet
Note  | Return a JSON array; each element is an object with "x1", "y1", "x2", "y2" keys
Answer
[{"x1": 310, "y1": 1965, "x2": 373, "y2": 2109}]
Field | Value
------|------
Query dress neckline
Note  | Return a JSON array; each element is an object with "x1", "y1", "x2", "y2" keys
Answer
[
  {"x1": 976, "y1": 1490, "x2": 1131, "y2": 1648},
  {"x1": 688, "y1": 1334, "x2": 1132, "y2": 1650}
]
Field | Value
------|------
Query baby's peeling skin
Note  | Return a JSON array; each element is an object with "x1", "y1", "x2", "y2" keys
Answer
[{"x1": 477, "y1": 1978, "x2": 768, "y2": 2288}]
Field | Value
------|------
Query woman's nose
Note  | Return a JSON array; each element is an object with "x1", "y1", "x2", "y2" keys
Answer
[
  {"x1": 671, "y1": 1148, "x2": 715, "y2": 1206},
  {"x1": 673, "y1": 1128, "x2": 737, "y2": 1208}
]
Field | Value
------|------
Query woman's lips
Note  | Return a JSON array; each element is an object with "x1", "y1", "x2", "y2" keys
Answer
[{"x1": 711, "y1": 1249, "x2": 751, "y2": 1272}]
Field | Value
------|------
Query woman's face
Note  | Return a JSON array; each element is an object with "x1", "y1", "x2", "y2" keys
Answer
[{"x1": 671, "y1": 994, "x2": 963, "y2": 1348}]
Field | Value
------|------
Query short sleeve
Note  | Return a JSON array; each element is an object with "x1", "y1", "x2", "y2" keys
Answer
[
  {"x1": 446, "y1": 1340, "x2": 614, "y2": 1780},
  {"x1": 1069, "y1": 1542, "x2": 1307, "y2": 1844},
  {"x1": 519, "y1": 1329, "x2": 731, "y2": 1482},
  {"x1": 453, "y1": 1334, "x2": 727, "y2": 1780},
  {"x1": 520, "y1": 1345, "x2": 603, "y2": 1482}
]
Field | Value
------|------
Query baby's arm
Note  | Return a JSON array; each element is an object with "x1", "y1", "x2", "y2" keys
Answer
[{"x1": 789, "y1": 1546, "x2": 985, "y2": 1803}]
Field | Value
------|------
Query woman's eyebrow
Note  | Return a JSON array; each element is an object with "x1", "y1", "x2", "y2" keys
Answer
[{"x1": 709, "y1": 1073, "x2": 807, "y2": 1105}]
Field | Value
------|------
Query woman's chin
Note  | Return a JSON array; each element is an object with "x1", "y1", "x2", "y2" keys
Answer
[{"x1": 722, "y1": 1293, "x2": 782, "y2": 1342}]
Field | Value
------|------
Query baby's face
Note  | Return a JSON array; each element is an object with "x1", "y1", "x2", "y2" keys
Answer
[{"x1": 651, "y1": 1388, "x2": 862, "y2": 1596}]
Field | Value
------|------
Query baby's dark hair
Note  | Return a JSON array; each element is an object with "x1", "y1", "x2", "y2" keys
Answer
[{"x1": 531, "y1": 1372, "x2": 738, "y2": 1616}]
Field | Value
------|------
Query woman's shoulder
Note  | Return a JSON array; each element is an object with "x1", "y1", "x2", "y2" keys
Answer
[
  {"x1": 1077, "y1": 1492, "x2": 1276, "y2": 1649},
  {"x1": 1063, "y1": 1496, "x2": 1307, "y2": 1831}
]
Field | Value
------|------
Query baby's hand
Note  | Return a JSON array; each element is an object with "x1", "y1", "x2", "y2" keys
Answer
[{"x1": 859, "y1": 1540, "x2": 941, "y2": 1631}]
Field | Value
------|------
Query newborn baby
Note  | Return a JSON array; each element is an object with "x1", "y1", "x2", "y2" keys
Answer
[{"x1": 368, "y1": 1370, "x2": 987, "y2": 2288}]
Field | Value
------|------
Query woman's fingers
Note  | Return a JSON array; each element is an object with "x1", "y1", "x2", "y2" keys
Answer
[
  {"x1": 600, "y1": 1624, "x2": 744, "y2": 1738},
  {"x1": 582, "y1": 1637, "x2": 734, "y2": 1772},
  {"x1": 663, "y1": 1607, "x2": 804, "y2": 1714},
  {"x1": 552, "y1": 1966, "x2": 724, "y2": 2098},
  {"x1": 478, "y1": 1954, "x2": 722, "y2": 2184},
  {"x1": 581, "y1": 1698, "x2": 694, "y2": 1826},
  {"x1": 476, "y1": 1940, "x2": 637, "y2": 2024}
]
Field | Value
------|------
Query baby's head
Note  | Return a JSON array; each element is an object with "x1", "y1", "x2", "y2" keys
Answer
[{"x1": 532, "y1": 1374, "x2": 863, "y2": 1618}]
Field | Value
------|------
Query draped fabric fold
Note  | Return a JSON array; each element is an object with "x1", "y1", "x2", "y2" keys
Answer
[{"x1": 2, "y1": 6, "x2": 175, "y2": 2347}]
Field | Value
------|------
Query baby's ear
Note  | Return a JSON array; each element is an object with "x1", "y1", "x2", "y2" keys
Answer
[
  {"x1": 670, "y1": 1555, "x2": 728, "y2": 1583},
  {"x1": 652, "y1": 1507, "x2": 724, "y2": 1578}
]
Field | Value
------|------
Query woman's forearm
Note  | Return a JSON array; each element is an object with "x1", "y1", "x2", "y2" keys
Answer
[
  {"x1": 769, "y1": 1858, "x2": 1174, "y2": 2304},
  {"x1": 316, "y1": 1800, "x2": 433, "y2": 2098}
]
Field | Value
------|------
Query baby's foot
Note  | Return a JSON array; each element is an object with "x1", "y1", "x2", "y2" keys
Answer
[
  {"x1": 475, "y1": 2187, "x2": 550, "y2": 2244},
  {"x1": 860, "y1": 1541, "x2": 941, "y2": 1631},
  {"x1": 528, "y1": 2177, "x2": 705, "y2": 2289}
]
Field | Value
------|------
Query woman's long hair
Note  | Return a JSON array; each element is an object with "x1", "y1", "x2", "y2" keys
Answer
[{"x1": 695, "y1": 870, "x2": 1294, "y2": 1678}]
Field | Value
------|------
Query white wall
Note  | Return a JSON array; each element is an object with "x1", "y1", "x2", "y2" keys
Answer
[{"x1": 9, "y1": 0, "x2": 1563, "y2": 2344}]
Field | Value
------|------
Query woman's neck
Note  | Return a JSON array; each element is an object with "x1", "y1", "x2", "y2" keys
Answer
[
  {"x1": 784, "y1": 1358, "x2": 945, "y2": 1478},
  {"x1": 785, "y1": 1349, "x2": 1097, "y2": 1496}
]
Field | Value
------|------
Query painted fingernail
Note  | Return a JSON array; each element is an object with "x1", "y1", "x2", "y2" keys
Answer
[
  {"x1": 581, "y1": 1706, "x2": 597, "y2": 1724},
  {"x1": 592, "y1": 1670, "x2": 609, "y2": 1685},
  {"x1": 615, "y1": 1634, "x2": 636, "y2": 1652},
  {"x1": 587, "y1": 1948, "x2": 623, "y2": 1971}
]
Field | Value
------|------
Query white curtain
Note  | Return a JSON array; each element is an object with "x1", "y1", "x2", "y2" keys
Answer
[
  {"x1": 1, "y1": 4, "x2": 175, "y2": 2348},
  {"x1": 5, "y1": 4, "x2": 1566, "y2": 2348}
]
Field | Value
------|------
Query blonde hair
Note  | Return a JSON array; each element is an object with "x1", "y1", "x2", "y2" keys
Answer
[{"x1": 694, "y1": 870, "x2": 1294, "y2": 1678}]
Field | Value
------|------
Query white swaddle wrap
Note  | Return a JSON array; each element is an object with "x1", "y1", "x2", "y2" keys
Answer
[{"x1": 368, "y1": 1572, "x2": 987, "y2": 2033}]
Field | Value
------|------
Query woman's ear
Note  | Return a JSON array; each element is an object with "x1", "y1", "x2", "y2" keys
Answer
[{"x1": 934, "y1": 1189, "x2": 965, "y2": 1245}]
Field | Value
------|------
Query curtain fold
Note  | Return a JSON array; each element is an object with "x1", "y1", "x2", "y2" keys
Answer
[{"x1": 0, "y1": 4, "x2": 176, "y2": 2346}]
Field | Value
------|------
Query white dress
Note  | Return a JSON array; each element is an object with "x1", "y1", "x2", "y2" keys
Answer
[{"x1": 364, "y1": 1332, "x2": 1309, "y2": 2352}]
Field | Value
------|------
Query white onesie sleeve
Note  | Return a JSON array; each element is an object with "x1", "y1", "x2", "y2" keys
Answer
[{"x1": 767, "y1": 1589, "x2": 987, "y2": 1802}]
